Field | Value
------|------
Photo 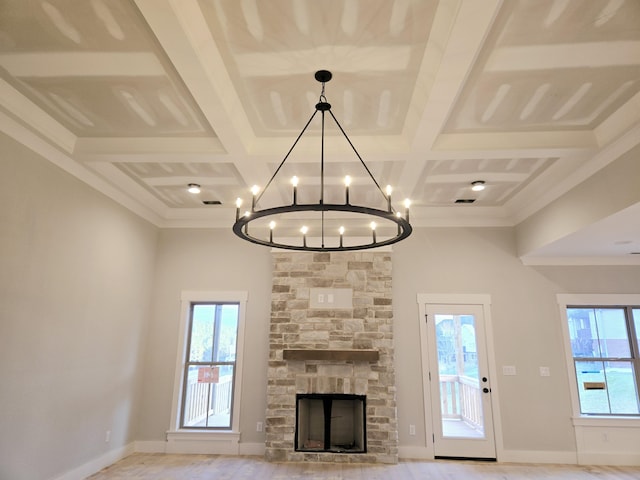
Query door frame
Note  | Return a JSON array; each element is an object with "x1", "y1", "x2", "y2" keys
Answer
[{"x1": 417, "y1": 293, "x2": 504, "y2": 460}]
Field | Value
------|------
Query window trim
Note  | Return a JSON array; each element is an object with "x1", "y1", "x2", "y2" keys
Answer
[
  {"x1": 169, "y1": 291, "x2": 248, "y2": 434},
  {"x1": 557, "y1": 294, "x2": 640, "y2": 421}
]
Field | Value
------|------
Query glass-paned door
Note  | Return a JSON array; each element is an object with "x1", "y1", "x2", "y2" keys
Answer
[{"x1": 425, "y1": 304, "x2": 496, "y2": 459}]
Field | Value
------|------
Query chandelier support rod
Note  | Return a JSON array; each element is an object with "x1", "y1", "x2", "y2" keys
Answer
[
  {"x1": 255, "y1": 109, "x2": 320, "y2": 204},
  {"x1": 320, "y1": 108, "x2": 326, "y2": 247},
  {"x1": 327, "y1": 109, "x2": 390, "y2": 207}
]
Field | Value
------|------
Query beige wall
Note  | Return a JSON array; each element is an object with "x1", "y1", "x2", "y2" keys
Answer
[
  {"x1": 137, "y1": 228, "x2": 273, "y2": 443},
  {"x1": 0, "y1": 134, "x2": 158, "y2": 480},
  {"x1": 143, "y1": 225, "x2": 640, "y2": 458},
  {"x1": 516, "y1": 144, "x2": 640, "y2": 257},
  {"x1": 3, "y1": 131, "x2": 640, "y2": 477},
  {"x1": 393, "y1": 229, "x2": 640, "y2": 455}
]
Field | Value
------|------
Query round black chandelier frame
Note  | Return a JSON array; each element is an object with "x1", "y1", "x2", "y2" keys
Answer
[{"x1": 232, "y1": 70, "x2": 412, "y2": 252}]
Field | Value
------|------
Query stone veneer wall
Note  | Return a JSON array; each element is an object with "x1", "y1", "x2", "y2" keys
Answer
[{"x1": 265, "y1": 251, "x2": 398, "y2": 464}]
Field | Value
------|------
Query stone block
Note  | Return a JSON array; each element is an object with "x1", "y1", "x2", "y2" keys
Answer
[
  {"x1": 288, "y1": 299, "x2": 310, "y2": 309},
  {"x1": 354, "y1": 377, "x2": 368, "y2": 394},
  {"x1": 308, "y1": 277, "x2": 333, "y2": 288},
  {"x1": 373, "y1": 297, "x2": 392, "y2": 305},
  {"x1": 347, "y1": 261, "x2": 373, "y2": 270},
  {"x1": 272, "y1": 284, "x2": 291, "y2": 293},
  {"x1": 265, "y1": 449, "x2": 288, "y2": 462},
  {"x1": 313, "y1": 252, "x2": 330, "y2": 263},
  {"x1": 295, "y1": 287, "x2": 310, "y2": 299},
  {"x1": 295, "y1": 375, "x2": 310, "y2": 393},
  {"x1": 290, "y1": 271, "x2": 309, "y2": 277},
  {"x1": 317, "y1": 363, "x2": 353, "y2": 377},
  {"x1": 353, "y1": 338, "x2": 372, "y2": 349},
  {"x1": 343, "y1": 319, "x2": 364, "y2": 332}
]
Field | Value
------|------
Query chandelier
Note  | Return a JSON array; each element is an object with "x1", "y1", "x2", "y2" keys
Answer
[{"x1": 232, "y1": 70, "x2": 412, "y2": 252}]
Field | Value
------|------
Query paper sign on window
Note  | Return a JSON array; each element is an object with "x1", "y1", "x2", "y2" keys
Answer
[{"x1": 198, "y1": 366, "x2": 219, "y2": 383}]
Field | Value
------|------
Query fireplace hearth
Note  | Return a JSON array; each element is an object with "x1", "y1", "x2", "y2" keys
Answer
[{"x1": 296, "y1": 394, "x2": 366, "y2": 454}]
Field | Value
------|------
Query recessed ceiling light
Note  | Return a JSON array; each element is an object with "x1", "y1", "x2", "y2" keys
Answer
[
  {"x1": 471, "y1": 180, "x2": 486, "y2": 192},
  {"x1": 187, "y1": 183, "x2": 201, "y2": 194}
]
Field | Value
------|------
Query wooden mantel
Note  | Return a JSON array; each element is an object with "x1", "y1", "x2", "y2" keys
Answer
[{"x1": 283, "y1": 349, "x2": 379, "y2": 362}]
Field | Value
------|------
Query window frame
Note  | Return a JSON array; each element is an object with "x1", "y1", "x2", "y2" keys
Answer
[
  {"x1": 169, "y1": 291, "x2": 248, "y2": 434},
  {"x1": 558, "y1": 294, "x2": 640, "y2": 420},
  {"x1": 179, "y1": 302, "x2": 240, "y2": 429}
]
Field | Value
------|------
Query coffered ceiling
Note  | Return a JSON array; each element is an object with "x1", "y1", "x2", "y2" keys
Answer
[{"x1": 1, "y1": 0, "x2": 639, "y2": 261}]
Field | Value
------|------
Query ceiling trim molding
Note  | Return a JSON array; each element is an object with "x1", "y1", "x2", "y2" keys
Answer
[
  {"x1": 0, "y1": 79, "x2": 77, "y2": 154},
  {"x1": 0, "y1": 110, "x2": 163, "y2": 226},
  {"x1": 520, "y1": 256, "x2": 640, "y2": 266}
]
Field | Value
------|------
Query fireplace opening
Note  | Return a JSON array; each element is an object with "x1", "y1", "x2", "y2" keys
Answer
[{"x1": 295, "y1": 393, "x2": 366, "y2": 453}]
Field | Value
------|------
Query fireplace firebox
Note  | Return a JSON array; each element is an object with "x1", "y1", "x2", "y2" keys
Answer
[{"x1": 295, "y1": 394, "x2": 366, "y2": 454}]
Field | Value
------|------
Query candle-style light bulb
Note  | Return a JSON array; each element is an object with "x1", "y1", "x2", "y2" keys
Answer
[
  {"x1": 344, "y1": 175, "x2": 351, "y2": 204},
  {"x1": 251, "y1": 185, "x2": 260, "y2": 211},
  {"x1": 386, "y1": 185, "x2": 393, "y2": 211},
  {"x1": 370, "y1": 221, "x2": 377, "y2": 243},
  {"x1": 235, "y1": 197, "x2": 243, "y2": 220},
  {"x1": 404, "y1": 198, "x2": 411, "y2": 223},
  {"x1": 339, "y1": 226, "x2": 345, "y2": 248},
  {"x1": 301, "y1": 225, "x2": 308, "y2": 247},
  {"x1": 269, "y1": 221, "x2": 276, "y2": 242},
  {"x1": 291, "y1": 176, "x2": 299, "y2": 204}
]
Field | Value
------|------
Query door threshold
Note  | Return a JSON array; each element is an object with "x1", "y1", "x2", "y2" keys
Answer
[{"x1": 435, "y1": 456, "x2": 496, "y2": 462}]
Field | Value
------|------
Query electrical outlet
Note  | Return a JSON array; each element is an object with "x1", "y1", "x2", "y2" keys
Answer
[
  {"x1": 502, "y1": 365, "x2": 517, "y2": 376},
  {"x1": 256, "y1": 421, "x2": 263, "y2": 432},
  {"x1": 409, "y1": 424, "x2": 416, "y2": 436},
  {"x1": 105, "y1": 430, "x2": 111, "y2": 443},
  {"x1": 539, "y1": 366, "x2": 550, "y2": 377}
]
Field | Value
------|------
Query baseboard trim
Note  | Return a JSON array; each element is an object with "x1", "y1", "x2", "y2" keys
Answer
[
  {"x1": 165, "y1": 431, "x2": 241, "y2": 455},
  {"x1": 397, "y1": 446, "x2": 581, "y2": 464},
  {"x1": 499, "y1": 450, "x2": 578, "y2": 464},
  {"x1": 134, "y1": 440, "x2": 167, "y2": 453},
  {"x1": 398, "y1": 446, "x2": 432, "y2": 460},
  {"x1": 577, "y1": 452, "x2": 640, "y2": 466},
  {"x1": 49, "y1": 443, "x2": 134, "y2": 480},
  {"x1": 239, "y1": 442, "x2": 266, "y2": 456}
]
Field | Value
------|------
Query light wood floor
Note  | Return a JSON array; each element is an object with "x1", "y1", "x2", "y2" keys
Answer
[{"x1": 88, "y1": 453, "x2": 640, "y2": 479}]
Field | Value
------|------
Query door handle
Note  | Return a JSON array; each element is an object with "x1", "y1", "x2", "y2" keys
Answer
[{"x1": 483, "y1": 387, "x2": 491, "y2": 393}]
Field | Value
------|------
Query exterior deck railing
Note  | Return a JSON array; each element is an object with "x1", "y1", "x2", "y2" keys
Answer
[
  {"x1": 183, "y1": 374, "x2": 232, "y2": 426},
  {"x1": 439, "y1": 374, "x2": 483, "y2": 431}
]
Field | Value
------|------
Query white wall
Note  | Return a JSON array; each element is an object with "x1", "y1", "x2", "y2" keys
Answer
[
  {"x1": 137, "y1": 228, "x2": 272, "y2": 445},
  {"x1": 0, "y1": 134, "x2": 158, "y2": 480}
]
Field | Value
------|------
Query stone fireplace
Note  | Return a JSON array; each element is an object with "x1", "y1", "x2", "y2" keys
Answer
[{"x1": 265, "y1": 252, "x2": 398, "y2": 464}]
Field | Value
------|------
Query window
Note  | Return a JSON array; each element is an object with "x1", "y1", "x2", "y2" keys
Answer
[
  {"x1": 181, "y1": 302, "x2": 240, "y2": 428},
  {"x1": 169, "y1": 291, "x2": 247, "y2": 435},
  {"x1": 565, "y1": 305, "x2": 640, "y2": 415}
]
